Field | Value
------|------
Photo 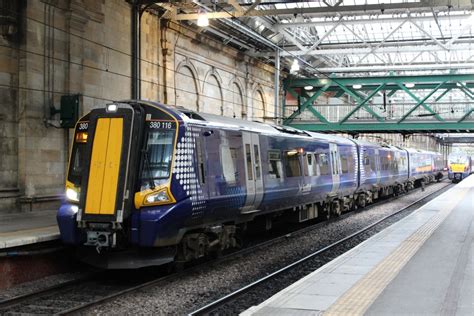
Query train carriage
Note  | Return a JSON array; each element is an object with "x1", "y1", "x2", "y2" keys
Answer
[{"x1": 57, "y1": 101, "x2": 445, "y2": 268}]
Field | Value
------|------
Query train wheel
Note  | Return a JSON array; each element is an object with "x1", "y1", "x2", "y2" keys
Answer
[
  {"x1": 357, "y1": 194, "x2": 366, "y2": 208},
  {"x1": 331, "y1": 200, "x2": 342, "y2": 217},
  {"x1": 323, "y1": 203, "x2": 331, "y2": 220}
]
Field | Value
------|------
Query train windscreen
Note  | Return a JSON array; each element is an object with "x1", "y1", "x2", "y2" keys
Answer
[
  {"x1": 140, "y1": 125, "x2": 176, "y2": 190},
  {"x1": 68, "y1": 125, "x2": 88, "y2": 185}
]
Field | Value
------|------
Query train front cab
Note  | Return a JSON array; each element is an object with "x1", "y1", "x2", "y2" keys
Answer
[
  {"x1": 448, "y1": 156, "x2": 471, "y2": 183},
  {"x1": 58, "y1": 102, "x2": 183, "y2": 267},
  {"x1": 59, "y1": 103, "x2": 145, "y2": 249}
]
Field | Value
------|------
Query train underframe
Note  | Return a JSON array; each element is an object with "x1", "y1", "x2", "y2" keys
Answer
[{"x1": 173, "y1": 176, "x2": 439, "y2": 265}]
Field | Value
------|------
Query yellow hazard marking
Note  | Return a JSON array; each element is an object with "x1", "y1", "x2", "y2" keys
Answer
[
  {"x1": 85, "y1": 118, "x2": 123, "y2": 215},
  {"x1": 324, "y1": 188, "x2": 470, "y2": 316}
]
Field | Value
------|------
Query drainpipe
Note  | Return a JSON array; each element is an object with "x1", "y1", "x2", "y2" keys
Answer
[
  {"x1": 131, "y1": 0, "x2": 141, "y2": 100},
  {"x1": 274, "y1": 49, "x2": 280, "y2": 125}
]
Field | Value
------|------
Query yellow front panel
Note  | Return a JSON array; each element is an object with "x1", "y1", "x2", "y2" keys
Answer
[
  {"x1": 451, "y1": 164, "x2": 466, "y2": 173},
  {"x1": 99, "y1": 118, "x2": 123, "y2": 215},
  {"x1": 85, "y1": 118, "x2": 110, "y2": 214}
]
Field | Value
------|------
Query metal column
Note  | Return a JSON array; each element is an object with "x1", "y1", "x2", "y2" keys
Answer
[
  {"x1": 131, "y1": 0, "x2": 141, "y2": 100},
  {"x1": 274, "y1": 49, "x2": 280, "y2": 124}
]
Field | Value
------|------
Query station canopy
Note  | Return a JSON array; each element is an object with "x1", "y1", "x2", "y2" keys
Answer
[{"x1": 150, "y1": 0, "x2": 474, "y2": 134}]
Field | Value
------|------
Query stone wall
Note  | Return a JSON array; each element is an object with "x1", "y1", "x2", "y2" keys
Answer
[{"x1": 0, "y1": 0, "x2": 278, "y2": 213}]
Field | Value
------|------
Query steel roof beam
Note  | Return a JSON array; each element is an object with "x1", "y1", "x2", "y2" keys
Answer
[
  {"x1": 173, "y1": 3, "x2": 472, "y2": 20},
  {"x1": 439, "y1": 136, "x2": 474, "y2": 143},
  {"x1": 286, "y1": 122, "x2": 474, "y2": 133},
  {"x1": 288, "y1": 74, "x2": 474, "y2": 86},
  {"x1": 278, "y1": 44, "x2": 474, "y2": 57},
  {"x1": 274, "y1": 12, "x2": 471, "y2": 29},
  {"x1": 314, "y1": 63, "x2": 474, "y2": 73}
]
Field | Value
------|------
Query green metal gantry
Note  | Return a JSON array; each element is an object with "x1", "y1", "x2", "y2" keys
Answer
[{"x1": 283, "y1": 73, "x2": 474, "y2": 133}]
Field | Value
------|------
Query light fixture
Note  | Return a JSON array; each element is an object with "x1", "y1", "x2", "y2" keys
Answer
[
  {"x1": 319, "y1": 78, "x2": 329, "y2": 85},
  {"x1": 106, "y1": 104, "x2": 118, "y2": 112},
  {"x1": 66, "y1": 188, "x2": 79, "y2": 202},
  {"x1": 197, "y1": 10, "x2": 209, "y2": 27},
  {"x1": 352, "y1": 84, "x2": 362, "y2": 89},
  {"x1": 290, "y1": 59, "x2": 300, "y2": 73},
  {"x1": 456, "y1": 82, "x2": 462, "y2": 87},
  {"x1": 405, "y1": 83, "x2": 415, "y2": 88},
  {"x1": 304, "y1": 85, "x2": 313, "y2": 91}
]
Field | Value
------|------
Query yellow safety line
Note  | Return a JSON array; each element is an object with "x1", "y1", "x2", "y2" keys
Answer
[
  {"x1": 324, "y1": 187, "x2": 470, "y2": 316},
  {"x1": 0, "y1": 225, "x2": 58, "y2": 237}
]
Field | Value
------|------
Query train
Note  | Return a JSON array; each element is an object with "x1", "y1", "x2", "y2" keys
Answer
[
  {"x1": 447, "y1": 153, "x2": 473, "y2": 182},
  {"x1": 57, "y1": 101, "x2": 445, "y2": 268}
]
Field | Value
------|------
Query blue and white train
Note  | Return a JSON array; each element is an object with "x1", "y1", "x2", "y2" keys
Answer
[{"x1": 57, "y1": 101, "x2": 444, "y2": 268}]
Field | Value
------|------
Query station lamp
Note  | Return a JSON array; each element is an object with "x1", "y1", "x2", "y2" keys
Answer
[
  {"x1": 405, "y1": 83, "x2": 415, "y2": 88},
  {"x1": 290, "y1": 59, "x2": 300, "y2": 73},
  {"x1": 353, "y1": 84, "x2": 362, "y2": 89},
  {"x1": 304, "y1": 85, "x2": 313, "y2": 91},
  {"x1": 197, "y1": 10, "x2": 209, "y2": 27}
]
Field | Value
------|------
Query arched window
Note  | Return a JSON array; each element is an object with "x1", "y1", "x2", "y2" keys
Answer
[
  {"x1": 228, "y1": 82, "x2": 244, "y2": 118},
  {"x1": 175, "y1": 65, "x2": 199, "y2": 111},
  {"x1": 252, "y1": 89, "x2": 266, "y2": 122},
  {"x1": 202, "y1": 74, "x2": 223, "y2": 115}
]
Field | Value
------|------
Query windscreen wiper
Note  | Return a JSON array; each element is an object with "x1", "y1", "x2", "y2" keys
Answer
[{"x1": 142, "y1": 147, "x2": 156, "y2": 190}]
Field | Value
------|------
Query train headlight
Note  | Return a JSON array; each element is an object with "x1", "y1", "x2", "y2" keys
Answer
[
  {"x1": 145, "y1": 190, "x2": 170, "y2": 204},
  {"x1": 66, "y1": 188, "x2": 79, "y2": 202},
  {"x1": 106, "y1": 104, "x2": 118, "y2": 112}
]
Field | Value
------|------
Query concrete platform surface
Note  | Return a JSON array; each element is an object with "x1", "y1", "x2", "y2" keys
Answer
[
  {"x1": 0, "y1": 210, "x2": 59, "y2": 249},
  {"x1": 243, "y1": 176, "x2": 473, "y2": 316}
]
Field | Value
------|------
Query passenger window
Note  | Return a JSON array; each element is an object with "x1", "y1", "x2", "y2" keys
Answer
[
  {"x1": 331, "y1": 152, "x2": 339, "y2": 175},
  {"x1": 341, "y1": 155, "x2": 349, "y2": 174},
  {"x1": 363, "y1": 152, "x2": 372, "y2": 174},
  {"x1": 285, "y1": 150, "x2": 302, "y2": 177},
  {"x1": 196, "y1": 138, "x2": 206, "y2": 184},
  {"x1": 307, "y1": 154, "x2": 314, "y2": 176},
  {"x1": 303, "y1": 154, "x2": 309, "y2": 176},
  {"x1": 245, "y1": 144, "x2": 253, "y2": 181},
  {"x1": 319, "y1": 153, "x2": 330, "y2": 176},
  {"x1": 313, "y1": 153, "x2": 320, "y2": 176},
  {"x1": 371, "y1": 155, "x2": 377, "y2": 171},
  {"x1": 268, "y1": 150, "x2": 282, "y2": 179},
  {"x1": 380, "y1": 156, "x2": 386, "y2": 171},
  {"x1": 254, "y1": 145, "x2": 261, "y2": 180},
  {"x1": 220, "y1": 145, "x2": 237, "y2": 183}
]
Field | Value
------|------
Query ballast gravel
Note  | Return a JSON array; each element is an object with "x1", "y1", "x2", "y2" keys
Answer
[{"x1": 86, "y1": 181, "x2": 449, "y2": 315}]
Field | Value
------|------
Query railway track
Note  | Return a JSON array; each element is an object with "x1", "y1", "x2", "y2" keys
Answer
[
  {"x1": 0, "y1": 182, "x2": 451, "y2": 315},
  {"x1": 188, "y1": 182, "x2": 454, "y2": 315}
]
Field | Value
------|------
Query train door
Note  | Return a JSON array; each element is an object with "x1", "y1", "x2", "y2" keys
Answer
[
  {"x1": 241, "y1": 132, "x2": 264, "y2": 213},
  {"x1": 329, "y1": 143, "x2": 340, "y2": 193},
  {"x1": 375, "y1": 149, "x2": 381, "y2": 184}
]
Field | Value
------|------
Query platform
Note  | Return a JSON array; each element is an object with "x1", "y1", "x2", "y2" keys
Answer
[
  {"x1": 244, "y1": 176, "x2": 473, "y2": 315},
  {"x1": 0, "y1": 210, "x2": 59, "y2": 249}
]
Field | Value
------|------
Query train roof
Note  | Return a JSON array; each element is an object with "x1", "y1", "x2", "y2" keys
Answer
[
  {"x1": 175, "y1": 107, "x2": 355, "y2": 145},
  {"x1": 139, "y1": 102, "x2": 442, "y2": 155}
]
